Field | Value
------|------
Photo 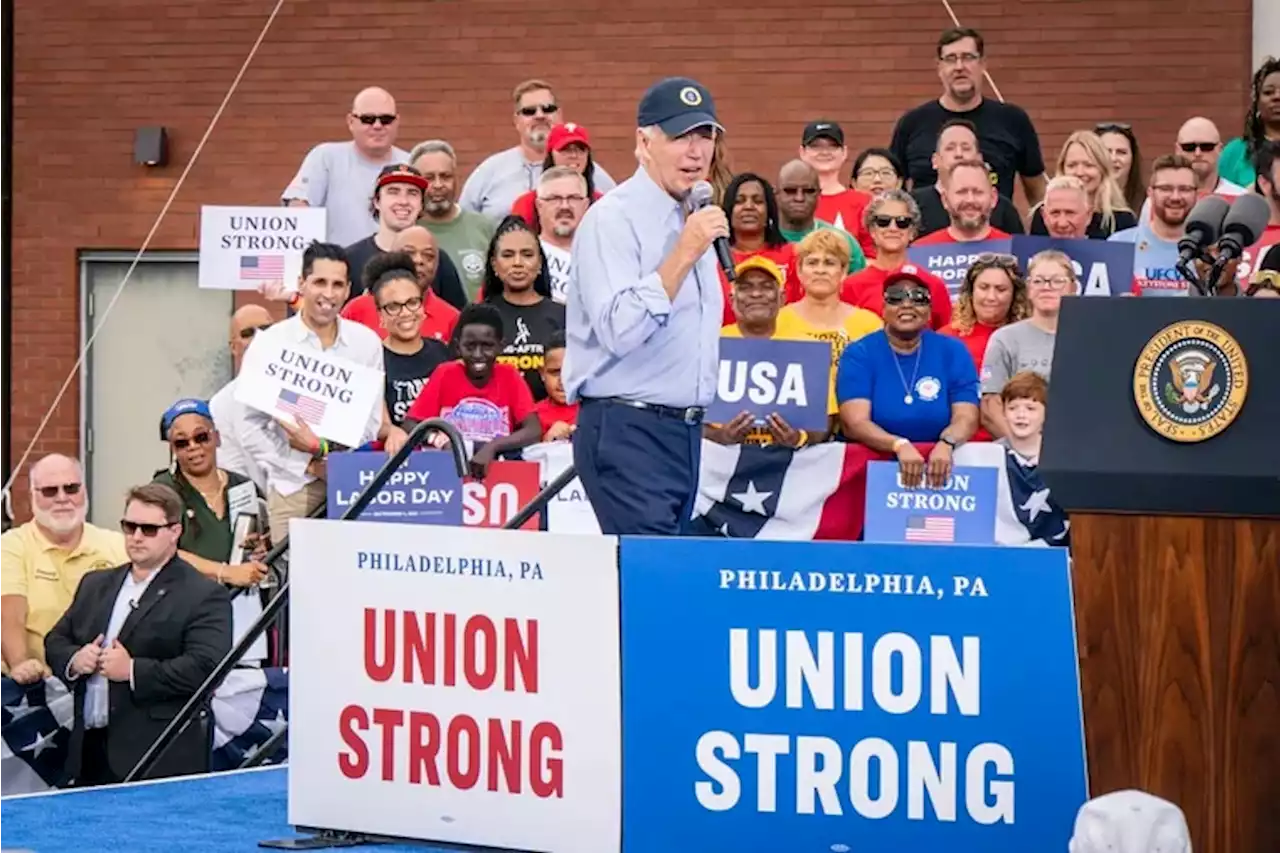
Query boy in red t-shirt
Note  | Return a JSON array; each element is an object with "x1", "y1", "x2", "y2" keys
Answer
[
  {"x1": 532, "y1": 332, "x2": 578, "y2": 440},
  {"x1": 404, "y1": 304, "x2": 541, "y2": 475}
]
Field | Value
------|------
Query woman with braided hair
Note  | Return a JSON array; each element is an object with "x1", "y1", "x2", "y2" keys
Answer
[{"x1": 1220, "y1": 57, "x2": 1280, "y2": 188}]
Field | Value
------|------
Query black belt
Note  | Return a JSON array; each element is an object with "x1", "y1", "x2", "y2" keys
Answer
[{"x1": 581, "y1": 396, "x2": 706, "y2": 425}]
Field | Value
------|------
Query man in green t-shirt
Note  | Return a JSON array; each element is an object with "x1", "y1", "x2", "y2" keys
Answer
[
  {"x1": 776, "y1": 159, "x2": 866, "y2": 273},
  {"x1": 412, "y1": 139, "x2": 497, "y2": 301}
]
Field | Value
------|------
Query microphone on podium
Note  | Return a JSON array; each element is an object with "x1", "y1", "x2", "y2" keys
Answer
[
  {"x1": 1205, "y1": 194, "x2": 1270, "y2": 295},
  {"x1": 689, "y1": 180, "x2": 736, "y2": 282}
]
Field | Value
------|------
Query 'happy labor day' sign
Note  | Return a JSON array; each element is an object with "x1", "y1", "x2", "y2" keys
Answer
[
  {"x1": 907, "y1": 239, "x2": 1013, "y2": 300},
  {"x1": 199, "y1": 205, "x2": 327, "y2": 291},
  {"x1": 619, "y1": 537, "x2": 1087, "y2": 852},
  {"x1": 327, "y1": 451, "x2": 464, "y2": 526},
  {"x1": 235, "y1": 340, "x2": 383, "y2": 449},
  {"x1": 707, "y1": 337, "x2": 831, "y2": 432}
]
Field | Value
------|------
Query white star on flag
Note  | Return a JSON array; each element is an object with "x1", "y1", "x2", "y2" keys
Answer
[
  {"x1": 731, "y1": 480, "x2": 773, "y2": 515},
  {"x1": 22, "y1": 727, "x2": 58, "y2": 759},
  {"x1": 1021, "y1": 487, "x2": 1052, "y2": 522},
  {"x1": 7, "y1": 692, "x2": 41, "y2": 723}
]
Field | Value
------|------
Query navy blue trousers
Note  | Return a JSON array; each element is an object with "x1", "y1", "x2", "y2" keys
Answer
[{"x1": 573, "y1": 399, "x2": 702, "y2": 536}]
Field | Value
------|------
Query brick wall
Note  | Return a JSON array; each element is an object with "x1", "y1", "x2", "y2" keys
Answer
[{"x1": 7, "y1": 0, "x2": 1253, "y2": 511}]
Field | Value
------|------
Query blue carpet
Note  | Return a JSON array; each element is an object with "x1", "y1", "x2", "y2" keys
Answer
[{"x1": 0, "y1": 766, "x2": 497, "y2": 853}]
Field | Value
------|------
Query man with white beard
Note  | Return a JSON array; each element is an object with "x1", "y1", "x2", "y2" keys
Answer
[
  {"x1": 535, "y1": 166, "x2": 589, "y2": 303},
  {"x1": 1, "y1": 455, "x2": 128, "y2": 683},
  {"x1": 1109, "y1": 154, "x2": 1198, "y2": 296}
]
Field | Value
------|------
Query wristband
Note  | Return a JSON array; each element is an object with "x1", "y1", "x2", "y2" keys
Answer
[
  {"x1": 891, "y1": 437, "x2": 909, "y2": 453},
  {"x1": 288, "y1": 292, "x2": 301, "y2": 307},
  {"x1": 793, "y1": 431, "x2": 810, "y2": 449}
]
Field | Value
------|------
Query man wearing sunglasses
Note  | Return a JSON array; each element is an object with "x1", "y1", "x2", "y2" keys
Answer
[
  {"x1": 45, "y1": 483, "x2": 231, "y2": 786},
  {"x1": 1, "y1": 455, "x2": 128, "y2": 685},
  {"x1": 460, "y1": 79, "x2": 615, "y2": 221},
  {"x1": 209, "y1": 305, "x2": 274, "y2": 494},
  {"x1": 1174, "y1": 117, "x2": 1246, "y2": 200},
  {"x1": 281, "y1": 86, "x2": 410, "y2": 246}
]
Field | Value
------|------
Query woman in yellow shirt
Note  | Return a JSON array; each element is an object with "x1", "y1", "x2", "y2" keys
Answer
[{"x1": 776, "y1": 229, "x2": 883, "y2": 364}]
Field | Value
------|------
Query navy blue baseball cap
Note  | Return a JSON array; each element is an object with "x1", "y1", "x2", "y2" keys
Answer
[
  {"x1": 159, "y1": 398, "x2": 213, "y2": 440},
  {"x1": 637, "y1": 77, "x2": 722, "y2": 138}
]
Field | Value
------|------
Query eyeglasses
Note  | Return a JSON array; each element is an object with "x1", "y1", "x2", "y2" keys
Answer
[
  {"x1": 779, "y1": 186, "x2": 819, "y2": 197},
  {"x1": 518, "y1": 103, "x2": 559, "y2": 117},
  {"x1": 1178, "y1": 142, "x2": 1219, "y2": 153},
  {"x1": 1094, "y1": 122, "x2": 1132, "y2": 133},
  {"x1": 172, "y1": 431, "x2": 213, "y2": 451},
  {"x1": 379, "y1": 296, "x2": 424, "y2": 316},
  {"x1": 537, "y1": 194, "x2": 587, "y2": 206},
  {"x1": 354, "y1": 113, "x2": 397, "y2": 126},
  {"x1": 237, "y1": 324, "x2": 272, "y2": 340},
  {"x1": 884, "y1": 286, "x2": 931, "y2": 306},
  {"x1": 939, "y1": 52, "x2": 981, "y2": 66},
  {"x1": 36, "y1": 483, "x2": 82, "y2": 499},
  {"x1": 121, "y1": 519, "x2": 175, "y2": 538},
  {"x1": 1028, "y1": 275, "x2": 1073, "y2": 290},
  {"x1": 1152, "y1": 184, "x2": 1197, "y2": 195},
  {"x1": 857, "y1": 167, "x2": 898, "y2": 181},
  {"x1": 872, "y1": 215, "x2": 915, "y2": 229}
]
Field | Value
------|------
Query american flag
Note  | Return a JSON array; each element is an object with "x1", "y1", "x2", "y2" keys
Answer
[
  {"x1": 276, "y1": 388, "x2": 326, "y2": 424},
  {"x1": 905, "y1": 515, "x2": 956, "y2": 543},
  {"x1": 239, "y1": 254, "x2": 285, "y2": 281}
]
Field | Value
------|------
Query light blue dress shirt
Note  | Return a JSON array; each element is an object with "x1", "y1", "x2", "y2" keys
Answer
[{"x1": 562, "y1": 166, "x2": 722, "y2": 408}]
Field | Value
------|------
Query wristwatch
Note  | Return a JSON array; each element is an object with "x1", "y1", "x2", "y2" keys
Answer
[{"x1": 938, "y1": 434, "x2": 959, "y2": 450}]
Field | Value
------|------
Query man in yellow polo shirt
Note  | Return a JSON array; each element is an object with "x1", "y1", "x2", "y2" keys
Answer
[{"x1": 1, "y1": 454, "x2": 127, "y2": 683}]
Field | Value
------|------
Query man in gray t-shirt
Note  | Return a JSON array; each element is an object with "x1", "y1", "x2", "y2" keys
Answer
[{"x1": 281, "y1": 87, "x2": 408, "y2": 247}]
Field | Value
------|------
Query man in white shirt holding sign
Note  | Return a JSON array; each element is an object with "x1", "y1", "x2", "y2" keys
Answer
[
  {"x1": 235, "y1": 242, "x2": 405, "y2": 543},
  {"x1": 536, "y1": 166, "x2": 588, "y2": 304}
]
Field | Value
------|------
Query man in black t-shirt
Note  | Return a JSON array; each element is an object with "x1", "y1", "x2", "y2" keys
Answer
[{"x1": 890, "y1": 27, "x2": 1046, "y2": 206}]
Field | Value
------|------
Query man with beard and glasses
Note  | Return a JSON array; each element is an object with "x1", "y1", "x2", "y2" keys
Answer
[
  {"x1": 411, "y1": 139, "x2": 496, "y2": 300},
  {"x1": 209, "y1": 305, "x2": 274, "y2": 494},
  {"x1": 460, "y1": 79, "x2": 615, "y2": 221},
  {"x1": 282, "y1": 87, "x2": 409, "y2": 247},
  {"x1": 1110, "y1": 155, "x2": 1199, "y2": 296},
  {"x1": 1, "y1": 455, "x2": 127, "y2": 683},
  {"x1": 912, "y1": 159, "x2": 1010, "y2": 245},
  {"x1": 535, "y1": 166, "x2": 590, "y2": 303},
  {"x1": 776, "y1": 159, "x2": 866, "y2": 273}
]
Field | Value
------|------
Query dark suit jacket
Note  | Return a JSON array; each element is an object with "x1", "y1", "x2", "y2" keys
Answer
[{"x1": 44, "y1": 555, "x2": 232, "y2": 783}]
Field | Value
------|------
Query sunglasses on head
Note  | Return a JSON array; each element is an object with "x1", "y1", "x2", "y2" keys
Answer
[
  {"x1": 120, "y1": 519, "x2": 174, "y2": 538},
  {"x1": 872, "y1": 215, "x2": 914, "y2": 230},
  {"x1": 884, "y1": 285, "x2": 931, "y2": 306},
  {"x1": 237, "y1": 324, "x2": 272, "y2": 340},
  {"x1": 975, "y1": 252, "x2": 1020, "y2": 270},
  {"x1": 1094, "y1": 122, "x2": 1131, "y2": 134},
  {"x1": 37, "y1": 483, "x2": 82, "y2": 499},
  {"x1": 518, "y1": 103, "x2": 559, "y2": 117},
  {"x1": 354, "y1": 113, "x2": 397, "y2": 126},
  {"x1": 1178, "y1": 142, "x2": 1218, "y2": 153},
  {"x1": 171, "y1": 431, "x2": 213, "y2": 451}
]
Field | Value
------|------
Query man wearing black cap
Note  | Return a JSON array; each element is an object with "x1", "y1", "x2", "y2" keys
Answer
[
  {"x1": 562, "y1": 77, "x2": 728, "y2": 535},
  {"x1": 798, "y1": 120, "x2": 873, "y2": 253}
]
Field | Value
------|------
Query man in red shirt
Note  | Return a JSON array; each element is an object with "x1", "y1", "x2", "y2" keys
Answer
[
  {"x1": 797, "y1": 120, "x2": 874, "y2": 255},
  {"x1": 912, "y1": 159, "x2": 1010, "y2": 245},
  {"x1": 340, "y1": 225, "x2": 460, "y2": 343}
]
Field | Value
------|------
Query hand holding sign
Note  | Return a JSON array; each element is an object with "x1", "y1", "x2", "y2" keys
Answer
[
  {"x1": 895, "y1": 440, "x2": 927, "y2": 488},
  {"x1": 927, "y1": 441, "x2": 954, "y2": 489},
  {"x1": 764, "y1": 413, "x2": 802, "y2": 448}
]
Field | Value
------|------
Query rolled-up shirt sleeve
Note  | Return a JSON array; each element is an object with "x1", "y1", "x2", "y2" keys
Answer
[{"x1": 573, "y1": 208, "x2": 673, "y2": 358}]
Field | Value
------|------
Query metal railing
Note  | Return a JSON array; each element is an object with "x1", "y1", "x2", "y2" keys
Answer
[{"x1": 123, "y1": 417, "x2": 468, "y2": 783}]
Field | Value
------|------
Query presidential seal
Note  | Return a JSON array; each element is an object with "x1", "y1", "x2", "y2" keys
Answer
[{"x1": 1132, "y1": 320, "x2": 1248, "y2": 442}]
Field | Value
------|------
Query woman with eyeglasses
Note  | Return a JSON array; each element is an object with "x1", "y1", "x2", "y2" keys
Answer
[
  {"x1": 837, "y1": 268, "x2": 979, "y2": 488},
  {"x1": 840, "y1": 190, "x2": 952, "y2": 330},
  {"x1": 481, "y1": 215, "x2": 565, "y2": 401},
  {"x1": 979, "y1": 250, "x2": 1077, "y2": 438},
  {"x1": 152, "y1": 400, "x2": 269, "y2": 590},
  {"x1": 1031, "y1": 131, "x2": 1136, "y2": 239},
  {"x1": 509, "y1": 122, "x2": 604, "y2": 230},
  {"x1": 719, "y1": 172, "x2": 804, "y2": 325},
  {"x1": 851, "y1": 148, "x2": 904, "y2": 198},
  {"x1": 1094, "y1": 123, "x2": 1145, "y2": 215},
  {"x1": 364, "y1": 252, "x2": 453, "y2": 427}
]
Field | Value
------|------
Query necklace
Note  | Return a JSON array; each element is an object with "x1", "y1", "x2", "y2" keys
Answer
[
  {"x1": 192, "y1": 470, "x2": 227, "y2": 506},
  {"x1": 891, "y1": 338, "x2": 923, "y2": 405}
]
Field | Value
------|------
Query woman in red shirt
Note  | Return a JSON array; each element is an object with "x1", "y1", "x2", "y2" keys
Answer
[
  {"x1": 510, "y1": 122, "x2": 603, "y2": 231},
  {"x1": 840, "y1": 189, "x2": 952, "y2": 330},
  {"x1": 939, "y1": 255, "x2": 1030, "y2": 440},
  {"x1": 719, "y1": 172, "x2": 803, "y2": 325},
  {"x1": 403, "y1": 303, "x2": 542, "y2": 477}
]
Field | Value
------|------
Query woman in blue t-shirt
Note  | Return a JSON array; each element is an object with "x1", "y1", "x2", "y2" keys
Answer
[{"x1": 836, "y1": 265, "x2": 980, "y2": 488}]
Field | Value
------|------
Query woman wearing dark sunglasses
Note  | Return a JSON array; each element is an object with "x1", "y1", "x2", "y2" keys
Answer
[
  {"x1": 152, "y1": 400, "x2": 269, "y2": 590},
  {"x1": 837, "y1": 268, "x2": 979, "y2": 489}
]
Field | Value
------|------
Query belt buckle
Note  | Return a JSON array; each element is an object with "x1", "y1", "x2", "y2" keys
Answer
[{"x1": 682, "y1": 406, "x2": 703, "y2": 425}]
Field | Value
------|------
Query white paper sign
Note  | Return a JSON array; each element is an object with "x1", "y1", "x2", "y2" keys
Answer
[
  {"x1": 198, "y1": 205, "x2": 327, "y2": 291},
  {"x1": 523, "y1": 441, "x2": 600, "y2": 535},
  {"x1": 234, "y1": 341, "x2": 383, "y2": 448},
  {"x1": 287, "y1": 520, "x2": 622, "y2": 853}
]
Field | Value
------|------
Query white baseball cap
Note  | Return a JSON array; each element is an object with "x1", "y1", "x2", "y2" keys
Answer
[{"x1": 1068, "y1": 789, "x2": 1191, "y2": 853}]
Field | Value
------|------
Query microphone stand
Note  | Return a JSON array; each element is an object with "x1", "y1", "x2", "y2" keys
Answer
[{"x1": 1175, "y1": 255, "x2": 1212, "y2": 297}]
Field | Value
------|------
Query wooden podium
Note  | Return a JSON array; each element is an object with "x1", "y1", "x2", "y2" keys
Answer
[{"x1": 1041, "y1": 297, "x2": 1280, "y2": 853}]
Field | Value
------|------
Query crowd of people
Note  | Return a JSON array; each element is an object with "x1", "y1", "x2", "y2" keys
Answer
[{"x1": 2, "y1": 26, "x2": 1278, "y2": 786}]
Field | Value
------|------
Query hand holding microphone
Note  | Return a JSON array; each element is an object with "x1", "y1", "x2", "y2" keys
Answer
[{"x1": 685, "y1": 180, "x2": 735, "y2": 280}]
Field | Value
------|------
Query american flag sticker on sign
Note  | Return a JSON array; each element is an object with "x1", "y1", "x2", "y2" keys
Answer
[
  {"x1": 239, "y1": 254, "x2": 286, "y2": 281},
  {"x1": 277, "y1": 388, "x2": 327, "y2": 425},
  {"x1": 904, "y1": 515, "x2": 956, "y2": 543}
]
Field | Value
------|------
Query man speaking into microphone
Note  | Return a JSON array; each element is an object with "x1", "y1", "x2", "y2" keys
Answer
[{"x1": 563, "y1": 77, "x2": 727, "y2": 535}]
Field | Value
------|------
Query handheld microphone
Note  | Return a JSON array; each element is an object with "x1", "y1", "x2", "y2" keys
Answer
[
  {"x1": 689, "y1": 180, "x2": 735, "y2": 282},
  {"x1": 1176, "y1": 195, "x2": 1230, "y2": 265},
  {"x1": 1213, "y1": 193, "x2": 1271, "y2": 264}
]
